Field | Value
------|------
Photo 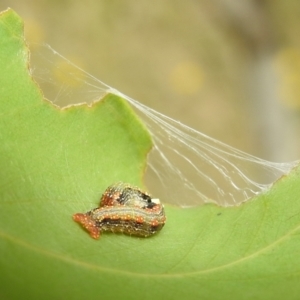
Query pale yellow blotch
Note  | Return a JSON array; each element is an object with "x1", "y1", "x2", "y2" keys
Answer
[
  {"x1": 273, "y1": 47, "x2": 300, "y2": 109},
  {"x1": 52, "y1": 58, "x2": 86, "y2": 88},
  {"x1": 169, "y1": 61, "x2": 203, "y2": 96},
  {"x1": 24, "y1": 18, "x2": 45, "y2": 46}
]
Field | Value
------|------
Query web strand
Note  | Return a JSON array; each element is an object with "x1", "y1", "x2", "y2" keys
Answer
[{"x1": 30, "y1": 43, "x2": 299, "y2": 207}]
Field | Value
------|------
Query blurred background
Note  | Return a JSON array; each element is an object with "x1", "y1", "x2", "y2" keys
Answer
[{"x1": 1, "y1": 0, "x2": 300, "y2": 162}]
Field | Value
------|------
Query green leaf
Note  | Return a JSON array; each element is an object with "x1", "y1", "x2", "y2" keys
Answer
[{"x1": 1, "y1": 8, "x2": 300, "y2": 300}]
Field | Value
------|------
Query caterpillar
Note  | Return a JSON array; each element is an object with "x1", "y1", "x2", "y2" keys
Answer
[{"x1": 73, "y1": 182, "x2": 166, "y2": 239}]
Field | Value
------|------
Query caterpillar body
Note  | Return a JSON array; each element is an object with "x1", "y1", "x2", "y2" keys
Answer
[{"x1": 73, "y1": 182, "x2": 166, "y2": 239}]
